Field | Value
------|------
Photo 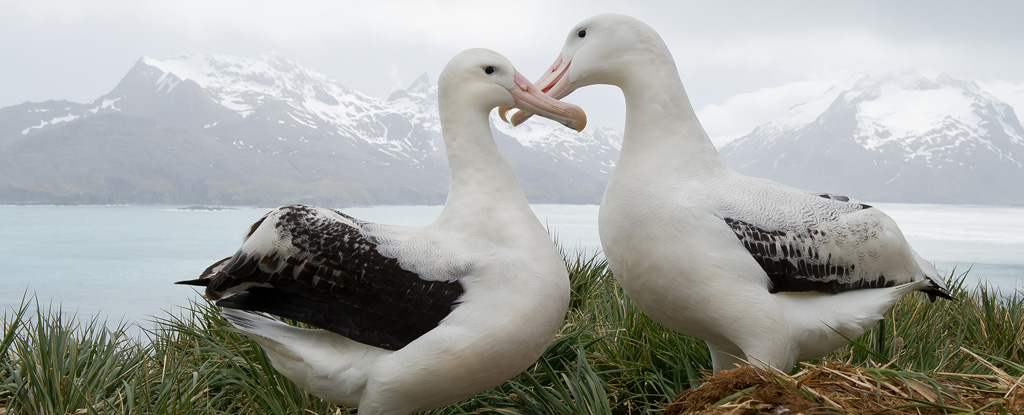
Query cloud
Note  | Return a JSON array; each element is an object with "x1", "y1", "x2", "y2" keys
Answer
[
  {"x1": 697, "y1": 77, "x2": 844, "y2": 147},
  {"x1": 699, "y1": 75, "x2": 1024, "y2": 150},
  {"x1": 979, "y1": 80, "x2": 1024, "y2": 120},
  {"x1": 387, "y1": 63, "x2": 407, "y2": 92},
  {"x1": 3, "y1": 0, "x2": 1024, "y2": 120},
  {"x1": 11, "y1": 0, "x2": 572, "y2": 51}
]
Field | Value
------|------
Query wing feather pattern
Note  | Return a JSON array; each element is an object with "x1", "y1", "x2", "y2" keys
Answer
[
  {"x1": 178, "y1": 204, "x2": 465, "y2": 350},
  {"x1": 719, "y1": 193, "x2": 946, "y2": 297}
]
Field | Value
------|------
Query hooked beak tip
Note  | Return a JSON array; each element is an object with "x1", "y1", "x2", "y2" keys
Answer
[
  {"x1": 569, "y1": 110, "x2": 587, "y2": 132},
  {"x1": 509, "y1": 110, "x2": 530, "y2": 127},
  {"x1": 497, "y1": 106, "x2": 513, "y2": 124}
]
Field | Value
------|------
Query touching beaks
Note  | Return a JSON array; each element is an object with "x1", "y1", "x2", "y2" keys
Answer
[
  {"x1": 499, "y1": 54, "x2": 576, "y2": 128},
  {"x1": 504, "y1": 69, "x2": 586, "y2": 132}
]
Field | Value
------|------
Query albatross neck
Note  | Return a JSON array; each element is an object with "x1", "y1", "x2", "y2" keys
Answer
[
  {"x1": 436, "y1": 105, "x2": 533, "y2": 223},
  {"x1": 616, "y1": 61, "x2": 727, "y2": 176}
]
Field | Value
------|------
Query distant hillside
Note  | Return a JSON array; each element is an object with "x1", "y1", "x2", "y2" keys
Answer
[
  {"x1": 0, "y1": 53, "x2": 621, "y2": 206},
  {"x1": 720, "y1": 72, "x2": 1024, "y2": 205},
  {"x1": 4, "y1": 59, "x2": 1021, "y2": 206}
]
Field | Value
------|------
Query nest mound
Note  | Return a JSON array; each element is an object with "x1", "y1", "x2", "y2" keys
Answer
[{"x1": 665, "y1": 363, "x2": 1023, "y2": 414}]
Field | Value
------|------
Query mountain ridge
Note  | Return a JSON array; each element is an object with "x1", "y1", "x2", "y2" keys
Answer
[
  {"x1": 719, "y1": 72, "x2": 1024, "y2": 205},
  {"x1": 3, "y1": 57, "x2": 1021, "y2": 206},
  {"x1": 0, "y1": 53, "x2": 615, "y2": 206}
]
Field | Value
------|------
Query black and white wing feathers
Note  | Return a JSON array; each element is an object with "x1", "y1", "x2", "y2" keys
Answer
[
  {"x1": 719, "y1": 192, "x2": 951, "y2": 299},
  {"x1": 178, "y1": 204, "x2": 466, "y2": 350}
]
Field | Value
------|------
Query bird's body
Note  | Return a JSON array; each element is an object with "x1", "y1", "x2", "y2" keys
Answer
[
  {"x1": 180, "y1": 48, "x2": 585, "y2": 414},
  {"x1": 210, "y1": 202, "x2": 568, "y2": 413},
  {"x1": 600, "y1": 165, "x2": 936, "y2": 371},
  {"x1": 506, "y1": 13, "x2": 951, "y2": 373}
]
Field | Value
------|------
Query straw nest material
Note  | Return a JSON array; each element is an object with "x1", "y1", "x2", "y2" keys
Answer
[{"x1": 665, "y1": 356, "x2": 1023, "y2": 414}]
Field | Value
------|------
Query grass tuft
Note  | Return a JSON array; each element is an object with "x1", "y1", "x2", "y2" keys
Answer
[{"x1": 1, "y1": 252, "x2": 1021, "y2": 414}]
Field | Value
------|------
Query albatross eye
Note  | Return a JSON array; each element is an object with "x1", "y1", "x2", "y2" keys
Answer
[
  {"x1": 577, "y1": 29, "x2": 586, "y2": 38},
  {"x1": 484, "y1": 66, "x2": 495, "y2": 75}
]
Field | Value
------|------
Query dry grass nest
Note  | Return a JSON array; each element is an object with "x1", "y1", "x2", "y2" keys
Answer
[{"x1": 665, "y1": 360, "x2": 1024, "y2": 414}]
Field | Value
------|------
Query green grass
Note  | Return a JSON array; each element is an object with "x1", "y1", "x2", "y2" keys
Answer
[{"x1": 1, "y1": 254, "x2": 1021, "y2": 414}]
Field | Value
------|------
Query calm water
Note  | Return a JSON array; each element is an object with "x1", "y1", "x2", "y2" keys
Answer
[{"x1": 1, "y1": 203, "x2": 1021, "y2": 327}]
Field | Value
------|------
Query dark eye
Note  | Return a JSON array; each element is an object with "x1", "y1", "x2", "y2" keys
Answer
[
  {"x1": 577, "y1": 29, "x2": 586, "y2": 38},
  {"x1": 484, "y1": 66, "x2": 495, "y2": 75}
]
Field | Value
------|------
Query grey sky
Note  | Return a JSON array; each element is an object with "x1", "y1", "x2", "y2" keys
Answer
[{"x1": 2, "y1": 0, "x2": 1022, "y2": 145}]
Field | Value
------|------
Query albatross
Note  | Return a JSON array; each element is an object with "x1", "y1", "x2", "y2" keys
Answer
[
  {"x1": 502, "y1": 13, "x2": 952, "y2": 374},
  {"x1": 178, "y1": 48, "x2": 585, "y2": 414}
]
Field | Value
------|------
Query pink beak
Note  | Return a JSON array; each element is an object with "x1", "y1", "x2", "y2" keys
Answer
[
  {"x1": 505, "y1": 67, "x2": 586, "y2": 132},
  {"x1": 499, "y1": 54, "x2": 575, "y2": 127}
]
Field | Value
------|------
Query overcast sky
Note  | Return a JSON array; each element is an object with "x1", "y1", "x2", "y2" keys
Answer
[{"x1": 2, "y1": 0, "x2": 1023, "y2": 145}]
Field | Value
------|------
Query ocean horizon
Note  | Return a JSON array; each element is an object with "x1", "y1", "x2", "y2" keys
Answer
[{"x1": 1, "y1": 203, "x2": 1021, "y2": 328}]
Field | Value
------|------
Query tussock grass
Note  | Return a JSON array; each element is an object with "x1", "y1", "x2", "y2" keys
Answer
[{"x1": 1, "y1": 254, "x2": 1021, "y2": 414}]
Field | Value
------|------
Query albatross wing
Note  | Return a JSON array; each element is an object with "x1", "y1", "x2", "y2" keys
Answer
[
  {"x1": 717, "y1": 190, "x2": 950, "y2": 299},
  {"x1": 178, "y1": 204, "x2": 466, "y2": 350}
]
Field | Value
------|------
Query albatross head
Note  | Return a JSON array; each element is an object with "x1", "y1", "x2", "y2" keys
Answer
[
  {"x1": 499, "y1": 13, "x2": 672, "y2": 125},
  {"x1": 441, "y1": 48, "x2": 586, "y2": 132}
]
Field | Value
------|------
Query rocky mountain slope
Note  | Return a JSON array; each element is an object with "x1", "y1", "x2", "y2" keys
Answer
[
  {"x1": 719, "y1": 72, "x2": 1024, "y2": 205},
  {"x1": 0, "y1": 53, "x2": 620, "y2": 206},
  {"x1": 4, "y1": 59, "x2": 1020, "y2": 206}
]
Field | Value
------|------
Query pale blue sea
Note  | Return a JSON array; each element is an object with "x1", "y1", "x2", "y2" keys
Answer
[{"x1": 1, "y1": 203, "x2": 1022, "y2": 327}]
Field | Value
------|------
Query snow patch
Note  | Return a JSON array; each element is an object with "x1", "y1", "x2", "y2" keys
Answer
[
  {"x1": 155, "y1": 72, "x2": 181, "y2": 93},
  {"x1": 88, "y1": 97, "x2": 122, "y2": 113},
  {"x1": 124, "y1": 52, "x2": 621, "y2": 175},
  {"x1": 22, "y1": 113, "x2": 81, "y2": 135},
  {"x1": 856, "y1": 85, "x2": 981, "y2": 150}
]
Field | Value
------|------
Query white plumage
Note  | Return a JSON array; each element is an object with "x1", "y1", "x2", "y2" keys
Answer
[
  {"x1": 179, "y1": 48, "x2": 586, "y2": 414},
  {"x1": 504, "y1": 13, "x2": 951, "y2": 373}
]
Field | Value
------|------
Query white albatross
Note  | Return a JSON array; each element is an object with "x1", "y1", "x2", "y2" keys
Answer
[
  {"x1": 502, "y1": 13, "x2": 952, "y2": 374},
  {"x1": 177, "y1": 48, "x2": 585, "y2": 414}
]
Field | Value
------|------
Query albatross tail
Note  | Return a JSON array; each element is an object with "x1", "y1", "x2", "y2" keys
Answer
[
  {"x1": 912, "y1": 251, "x2": 954, "y2": 302},
  {"x1": 780, "y1": 280, "x2": 928, "y2": 361},
  {"x1": 220, "y1": 309, "x2": 387, "y2": 406}
]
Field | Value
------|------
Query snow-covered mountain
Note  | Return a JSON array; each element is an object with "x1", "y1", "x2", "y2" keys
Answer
[
  {"x1": 7, "y1": 60, "x2": 1019, "y2": 206},
  {"x1": 0, "y1": 53, "x2": 620, "y2": 205},
  {"x1": 720, "y1": 72, "x2": 1024, "y2": 205}
]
